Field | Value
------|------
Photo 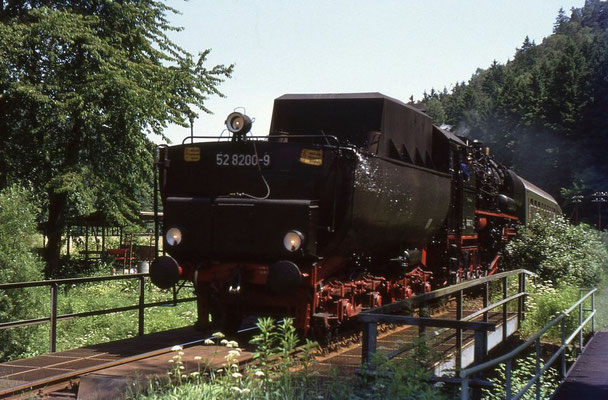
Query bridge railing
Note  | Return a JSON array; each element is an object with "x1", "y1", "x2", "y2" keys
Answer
[
  {"x1": 0, "y1": 274, "x2": 196, "y2": 353},
  {"x1": 459, "y1": 287, "x2": 596, "y2": 400},
  {"x1": 358, "y1": 269, "x2": 535, "y2": 371}
]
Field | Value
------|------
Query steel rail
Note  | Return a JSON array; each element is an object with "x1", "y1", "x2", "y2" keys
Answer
[{"x1": 0, "y1": 324, "x2": 261, "y2": 399}]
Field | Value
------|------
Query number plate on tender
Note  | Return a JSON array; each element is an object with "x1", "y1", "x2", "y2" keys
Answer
[{"x1": 215, "y1": 152, "x2": 270, "y2": 167}]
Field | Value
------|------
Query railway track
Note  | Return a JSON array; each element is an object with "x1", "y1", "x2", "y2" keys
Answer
[
  {"x1": 0, "y1": 324, "x2": 260, "y2": 400},
  {"x1": 1, "y1": 296, "x2": 491, "y2": 399}
]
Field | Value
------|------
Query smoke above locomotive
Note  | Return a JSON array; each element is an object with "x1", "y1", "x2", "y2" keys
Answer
[{"x1": 150, "y1": 93, "x2": 561, "y2": 334}]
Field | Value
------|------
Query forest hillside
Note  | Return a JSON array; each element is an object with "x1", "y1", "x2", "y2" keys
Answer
[{"x1": 420, "y1": 0, "x2": 608, "y2": 223}]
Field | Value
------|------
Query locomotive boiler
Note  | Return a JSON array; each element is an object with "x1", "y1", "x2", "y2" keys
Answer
[{"x1": 150, "y1": 93, "x2": 560, "y2": 334}]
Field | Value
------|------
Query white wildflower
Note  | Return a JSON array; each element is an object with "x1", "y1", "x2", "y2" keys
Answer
[
  {"x1": 232, "y1": 372, "x2": 243, "y2": 379},
  {"x1": 220, "y1": 339, "x2": 229, "y2": 345},
  {"x1": 171, "y1": 345, "x2": 183, "y2": 351},
  {"x1": 190, "y1": 371, "x2": 199, "y2": 377},
  {"x1": 178, "y1": 351, "x2": 184, "y2": 356},
  {"x1": 204, "y1": 339, "x2": 215, "y2": 345},
  {"x1": 194, "y1": 356, "x2": 202, "y2": 361},
  {"x1": 168, "y1": 359, "x2": 174, "y2": 363},
  {"x1": 231, "y1": 386, "x2": 242, "y2": 393},
  {"x1": 179, "y1": 366, "x2": 185, "y2": 370},
  {"x1": 212, "y1": 332, "x2": 225, "y2": 339},
  {"x1": 242, "y1": 388, "x2": 250, "y2": 394},
  {"x1": 228, "y1": 350, "x2": 241, "y2": 357},
  {"x1": 254, "y1": 370, "x2": 265, "y2": 377}
]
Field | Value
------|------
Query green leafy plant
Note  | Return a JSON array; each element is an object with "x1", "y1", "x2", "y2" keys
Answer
[
  {"x1": 0, "y1": 185, "x2": 47, "y2": 360},
  {"x1": 506, "y1": 215, "x2": 608, "y2": 287},
  {"x1": 132, "y1": 318, "x2": 449, "y2": 400},
  {"x1": 484, "y1": 355, "x2": 560, "y2": 400}
]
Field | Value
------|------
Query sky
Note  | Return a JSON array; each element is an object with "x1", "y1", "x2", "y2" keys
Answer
[{"x1": 158, "y1": 0, "x2": 586, "y2": 145}]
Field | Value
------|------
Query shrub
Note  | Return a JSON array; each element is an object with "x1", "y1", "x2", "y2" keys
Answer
[
  {"x1": 484, "y1": 355, "x2": 559, "y2": 400},
  {"x1": 0, "y1": 184, "x2": 47, "y2": 360},
  {"x1": 520, "y1": 281, "x2": 582, "y2": 343},
  {"x1": 506, "y1": 215, "x2": 608, "y2": 287}
]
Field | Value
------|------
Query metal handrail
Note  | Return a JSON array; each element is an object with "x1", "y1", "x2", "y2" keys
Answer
[
  {"x1": 364, "y1": 269, "x2": 535, "y2": 315},
  {"x1": 0, "y1": 273, "x2": 196, "y2": 353},
  {"x1": 459, "y1": 288, "x2": 597, "y2": 400},
  {"x1": 180, "y1": 134, "x2": 341, "y2": 146},
  {"x1": 359, "y1": 269, "x2": 534, "y2": 372}
]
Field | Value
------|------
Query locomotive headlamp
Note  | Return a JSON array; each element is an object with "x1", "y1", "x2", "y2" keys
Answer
[
  {"x1": 225, "y1": 112, "x2": 252, "y2": 136},
  {"x1": 165, "y1": 227, "x2": 183, "y2": 246},
  {"x1": 283, "y1": 230, "x2": 304, "y2": 252}
]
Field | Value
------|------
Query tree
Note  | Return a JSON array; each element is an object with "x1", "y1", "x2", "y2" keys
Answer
[
  {"x1": 554, "y1": 7, "x2": 570, "y2": 33},
  {"x1": 0, "y1": 185, "x2": 46, "y2": 360},
  {"x1": 0, "y1": 2, "x2": 233, "y2": 275}
]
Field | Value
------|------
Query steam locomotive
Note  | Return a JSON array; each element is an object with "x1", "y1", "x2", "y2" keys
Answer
[{"x1": 150, "y1": 93, "x2": 560, "y2": 334}]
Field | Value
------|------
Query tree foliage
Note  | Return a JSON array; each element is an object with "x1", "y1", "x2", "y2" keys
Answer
[
  {"x1": 506, "y1": 215, "x2": 608, "y2": 286},
  {"x1": 0, "y1": 185, "x2": 46, "y2": 360},
  {"x1": 421, "y1": 1, "x2": 608, "y2": 219},
  {"x1": 0, "y1": 1, "x2": 233, "y2": 275}
]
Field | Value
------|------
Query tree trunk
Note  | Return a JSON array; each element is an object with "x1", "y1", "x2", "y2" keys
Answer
[{"x1": 44, "y1": 191, "x2": 68, "y2": 277}]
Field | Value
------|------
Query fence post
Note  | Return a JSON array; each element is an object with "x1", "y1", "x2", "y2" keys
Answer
[
  {"x1": 456, "y1": 290, "x2": 463, "y2": 371},
  {"x1": 138, "y1": 276, "x2": 145, "y2": 336},
  {"x1": 361, "y1": 320, "x2": 377, "y2": 370},
  {"x1": 502, "y1": 276, "x2": 508, "y2": 341},
  {"x1": 49, "y1": 283, "x2": 58, "y2": 353}
]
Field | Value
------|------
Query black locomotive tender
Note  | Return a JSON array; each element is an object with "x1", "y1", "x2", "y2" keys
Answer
[{"x1": 150, "y1": 93, "x2": 560, "y2": 334}]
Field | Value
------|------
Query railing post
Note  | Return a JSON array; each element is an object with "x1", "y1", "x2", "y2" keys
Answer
[
  {"x1": 591, "y1": 291, "x2": 595, "y2": 333},
  {"x1": 560, "y1": 318, "x2": 567, "y2": 378},
  {"x1": 578, "y1": 299, "x2": 583, "y2": 354},
  {"x1": 483, "y1": 281, "x2": 489, "y2": 323},
  {"x1": 361, "y1": 320, "x2": 377, "y2": 370},
  {"x1": 456, "y1": 290, "x2": 463, "y2": 371},
  {"x1": 461, "y1": 375, "x2": 470, "y2": 400},
  {"x1": 138, "y1": 276, "x2": 145, "y2": 336},
  {"x1": 502, "y1": 276, "x2": 508, "y2": 342},
  {"x1": 461, "y1": 375, "x2": 469, "y2": 400},
  {"x1": 474, "y1": 329, "x2": 486, "y2": 366},
  {"x1": 518, "y1": 272, "x2": 526, "y2": 328},
  {"x1": 49, "y1": 283, "x2": 58, "y2": 353},
  {"x1": 535, "y1": 338, "x2": 541, "y2": 400},
  {"x1": 418, "y1": 303, "x2": 427, "y2": 337},
  {"x1": 506, "y1": 359, "x2": 512, "y2": 400},
  {"x1": 472, "y1": 329, "x2": 486, "y2": 400}
]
